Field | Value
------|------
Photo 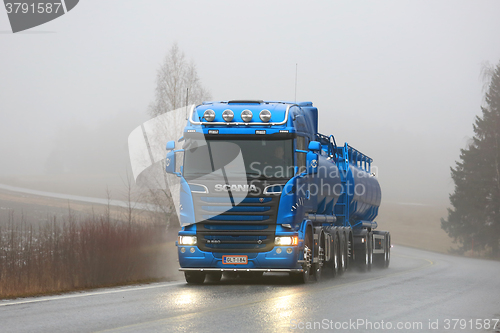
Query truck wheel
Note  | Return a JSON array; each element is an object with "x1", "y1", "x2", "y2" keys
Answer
[
  {"x1": 330, "y1": 232, "x2": 339, "y2": 278},
  {"x1": 374, "y1": 232, "x2": 390, "y2": 268},
  {"x1": 184, "y1": 271, "x2": 206, "y2": 284},
  {"x1": 290, "y1": 228, "x2": 312, "y2": 284},
  {"x1": 367, "y1": 233, "x2": 373, "y2": 271},
  {"x1": 338, "y1": 233, "x2": 346, "y2": 275},
  {"x1": 344, "y1": 230, "x2": 351, "y2": 270},
  {"x1": 384, "y1": 234, "x2": 391, "y2": 268},
  {"x1": 313, "y1": 232, "x2": 325, "y2": 282},
  {"x1": 358, "y1": 235, "x2": 371, "y2": 272},
  {"x1": 205, "y1": 271, "x2": 222, "y2": 283},
  {"x1": 312, "y1": 263, "x2": 321, "y2": 282}
]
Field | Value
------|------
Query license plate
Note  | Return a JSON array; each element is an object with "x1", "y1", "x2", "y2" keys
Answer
[{"x1": 222, "y1": 255, "x2": 248, "y2": 264}]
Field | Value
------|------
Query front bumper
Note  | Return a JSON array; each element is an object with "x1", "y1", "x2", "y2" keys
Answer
[
  {"x1": 180, "y1": 268, "x2": 304, "y2": 272},
  {"x1": 177, "y1": 245, "x2": 302, "y2": 270}
]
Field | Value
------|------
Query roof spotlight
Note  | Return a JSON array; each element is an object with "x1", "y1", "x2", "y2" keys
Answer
[
  {"x1": 259, "y1": 109, "x2": 271, "y2": 122},
  {"x1": 203, "y1": 109, "x2": 215, "y2": 122},
  {"x1": 222, "y1": 109, "x2": 234, "y2": 122},
  {"x1": 241, "y1": 110, "x2": 253, "y2": 122}
]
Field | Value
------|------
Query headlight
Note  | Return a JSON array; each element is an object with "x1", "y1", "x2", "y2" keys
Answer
[
  {"x1": 241, "y1": 109, "x2": 253, "y2": 122},
  {"x1": 203, "y1": 109, "x2": 215, "y2": 122},
  {"x1": 179, "y1": 235, "x2": 197, "y2": 245},
  {"x1": 259, "y1": 109, "x2": 271, "y2": 122},
  {"x1": 275, "y1": 236, "x2": 298, "y2": 246},
  {"x1": 222, "y1": 109, "x2": 234, "y2": 122}
]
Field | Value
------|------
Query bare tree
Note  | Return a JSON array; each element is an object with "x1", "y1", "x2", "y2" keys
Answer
[
  {"x1": 136, "y1": 43, "x2": 210, "y2": 229},
  {"x1": 148, "y1": 42, "x2": 211, "y2": 118}
]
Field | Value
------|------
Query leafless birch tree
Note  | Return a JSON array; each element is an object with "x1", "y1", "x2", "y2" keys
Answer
[{"x1": 148, "y1": 42, "x2": 211, "y2": 117}]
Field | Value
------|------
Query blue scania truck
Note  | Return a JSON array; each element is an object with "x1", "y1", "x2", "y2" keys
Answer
[{"x1": 165, "y1": 100, "x2": 390, "y2": 284}]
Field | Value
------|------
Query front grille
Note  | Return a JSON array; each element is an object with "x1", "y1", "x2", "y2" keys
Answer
[
  {"x1": 192, "y1": 185, "x2": 281, "y2": 252},
  {"x1": 194, "y1": 196, "x2": 278, "y2": 224},
  {"x1": 197, "y1": 224, "x2": 276, "y2": 253}
]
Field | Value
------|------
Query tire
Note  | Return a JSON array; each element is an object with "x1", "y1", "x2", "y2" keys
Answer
[
  {"x1": 338, "y1": 232, "x2": 346, "y2": 275},
  {"x1": 344, "y1": 230, "x2": 350, "y2": 270},
  {"x1": 312, "y1": 263, "x2": 321, "y2": 282},
  {"x1": 329, "y1": 232, "x2": 339, "y2": 278},
  {"x1": 313, "y1": 232, "x2": 325, "y2": 282},
  {"x1": 184, "y1": 271, "x2": 206, "y2": 284},
  {"x1": 374, "y1": 232, "x2": 390, "y2": 268},
  {"x1": 358, "y1": 233, "x2": 371, "y2": 272},
  {"x1": 384, "y1": 234, "x2": 391, "y2": 268},
  {"x1": 290, "y1": 227, "x2": 312, "y2": 284},
  {"x1": 367, "y1": 233, "x2": 373, "y2": 271},
  {"x1": 205, "y1": 271, "x2": 222, "y2": 283}
]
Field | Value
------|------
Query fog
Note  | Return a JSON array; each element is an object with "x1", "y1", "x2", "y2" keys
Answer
[{"x1": 1, "y1": 0, "x2": 499, "y2": 205}]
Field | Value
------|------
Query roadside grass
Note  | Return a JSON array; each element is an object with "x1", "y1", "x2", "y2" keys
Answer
[{"x1": 0, "y1": 208, "x2": 177, "y2": 300}]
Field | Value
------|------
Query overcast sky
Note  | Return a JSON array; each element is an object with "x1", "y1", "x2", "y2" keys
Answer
[{"x1": 1, "y1": 0, "x2": 500, "y2": 205}]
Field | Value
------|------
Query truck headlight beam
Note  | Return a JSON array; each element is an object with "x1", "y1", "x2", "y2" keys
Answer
[
  {"x1": 179, "y1": 235, "x2": 197, "y2": 245},
  {"x1": 275, "y1": 236, "x2": 298, "y2": 246}
]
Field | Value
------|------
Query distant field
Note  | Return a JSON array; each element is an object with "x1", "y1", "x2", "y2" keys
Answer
[
  {"x1": 0, "y1": 174, "x2": 126, "y2": 200},
  {"x1": 0, "y1": 188, "x2": 124, "y2": 225},
  {"x1": 377, "y1": 202, "x2": 456, "y2": 254}
]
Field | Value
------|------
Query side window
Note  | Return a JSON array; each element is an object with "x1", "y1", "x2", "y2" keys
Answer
[{"x1": 296, "y1": 136, "x2": 307, "y2": 174}]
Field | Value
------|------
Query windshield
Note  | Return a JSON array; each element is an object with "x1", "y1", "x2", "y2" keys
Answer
[{"x1": 183, "y1": 139, "x2": 294, "y2": 181}]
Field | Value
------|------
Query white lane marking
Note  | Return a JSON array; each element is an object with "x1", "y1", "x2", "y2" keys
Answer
[
  {"x1": 0, "y1": 281, "x2": 185, "y2": 307},
  {"x1": 0, "y1": 183, "x2": 159, "y2": 211}
]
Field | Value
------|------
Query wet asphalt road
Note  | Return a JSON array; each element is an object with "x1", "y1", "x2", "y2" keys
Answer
[{"x1": 1, "y1": 246, "x2": 500, "y2": 333}]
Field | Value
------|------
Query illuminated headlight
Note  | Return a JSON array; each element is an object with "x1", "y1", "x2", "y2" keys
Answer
[
  {"x1": 241, "y1": 109, "x2": 253, "y2": 122},
  {"x1": 259, "y1": 109, "x2": 271, "y2": 122},
  {"x1": 275, "y1": 236, "x2": 298, "y2": 246},
  {"x1": 222, "y1": 109, "x2": 234, "y2": 122},
  {"x1": 178, "y1": 235, "x2": 197, "y2": 245},
  {"x1": 203, "y1": 109, "x2": 215, "y2": 122}
]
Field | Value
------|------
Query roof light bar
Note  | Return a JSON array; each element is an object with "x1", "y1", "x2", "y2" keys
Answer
[{"x1": 189, "y1": 104, "x2": 294, "y2": 126}]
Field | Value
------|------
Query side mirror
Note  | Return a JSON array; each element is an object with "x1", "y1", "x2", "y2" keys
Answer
[
  {"x1": 166, "y1": 140, "x2": 175, "y2": 151},
  {"x1": 306, "y1": 151, "x2": 318, "y2": 174},
  {"x1": 165, "y1": 150, "x2": 176, "y2": 174},
  {"x1": 166, "y1": 150, "x2": 183, "y2": 176},
  {"x1": 308, "y1": 141, "x2": 321, "y2": 152}
]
